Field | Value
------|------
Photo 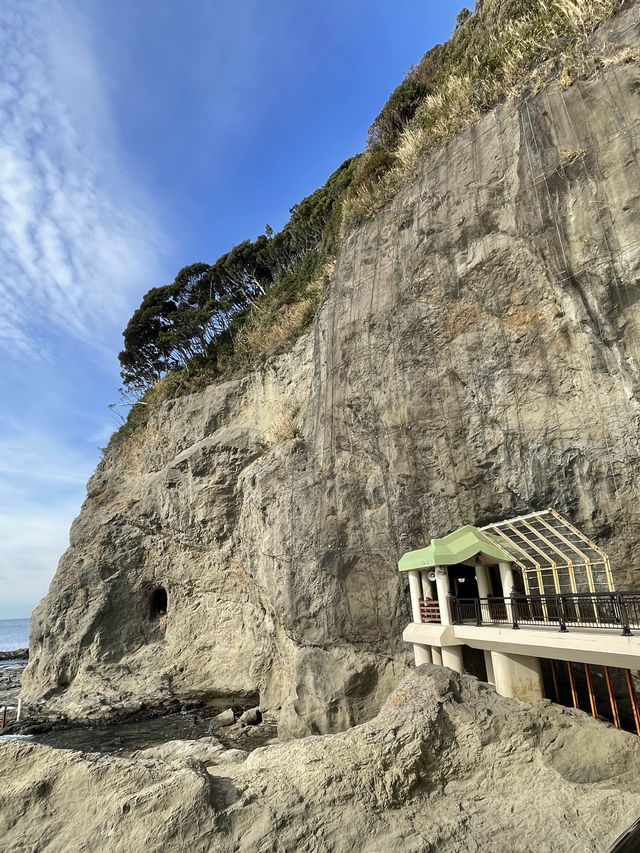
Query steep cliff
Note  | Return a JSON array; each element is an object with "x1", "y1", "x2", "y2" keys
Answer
[{"x1": 21, "y1": 5, "x2": 640, "y2": 734}]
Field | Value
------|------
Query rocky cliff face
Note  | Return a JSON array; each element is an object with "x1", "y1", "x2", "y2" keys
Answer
[
  {"x1": 5, "y1": 667, "x2": 640, "y2": 852},
  {"x1": 21, "y1": 6, "x2": 640, "y2": 732}
]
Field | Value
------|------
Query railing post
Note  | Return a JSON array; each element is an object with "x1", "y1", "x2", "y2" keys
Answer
[
  {"x1": 618, "y1": 592, "x2": 632, "y2": 636},
  {"x1": 475, "y1": 597, "x2": 482, "y2": 626},
  {"x1": 447, "y1": 594, "x2": 457, "y2": 625},
  {"x1": 558, "y1": 595, "x2": 568, "y2": 632}
]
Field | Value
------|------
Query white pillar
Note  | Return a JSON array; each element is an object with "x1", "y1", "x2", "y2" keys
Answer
[
  {"x1": 499, "y1": 561, "x2": 515, "y2": 596},
  {"x1": 433, "y1": 566, "x2": 464, "y2": 674},
  {"x1": 408, "y1": 570, "x2": 423, "y2": 623},
  {"x1": 413, "y1": 643, "x2": 432, "y2": 666},
  {"x1": 499, "y1": 560, "x2": 516, "y2": 624},
  {"x1": 484, "y1": 651, "x2": 495, "y2": 685},
  {"x1": 491, "y1": 651, "x2": 544, "y2": 702},
  {"x1": 476, "y1": 564, "x2": 491, "y2": 598},
  {"x1": 431, "y1": 646, "x2": 443, "y2": 666},
  {"x1": 408, "y1": 570, "x2": 431, "y2": 667},
  {"x1": 442, "y1": 646, "x2": 464, "y2": 674},
  {"x1": 435, "y1": 566, "x2": 452, "y2": 625},
  {"x1": 16, "y1": 698, "x2": 22, "y2": 722},
  {"x1": 420, "y1": 571, "x2": 434, "y2": 601}
]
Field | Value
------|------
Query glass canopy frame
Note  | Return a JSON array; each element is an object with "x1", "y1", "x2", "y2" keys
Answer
[{"x1": 481, "y1": 508, "x2": 614, "y2": 594}]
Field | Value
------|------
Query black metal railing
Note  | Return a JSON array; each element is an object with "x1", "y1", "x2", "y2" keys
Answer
[{"x1": 448, "y1": 591, "x2": 640, "y2": 636}]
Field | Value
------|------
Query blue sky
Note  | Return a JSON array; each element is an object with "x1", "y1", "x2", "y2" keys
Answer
[{"x1": 0, "y1": 0, "x2": 461, "y2": 619}]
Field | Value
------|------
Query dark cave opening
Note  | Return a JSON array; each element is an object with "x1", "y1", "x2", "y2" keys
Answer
[{"x1": 149, "y1": 588, "x2": 168, "y2": 618}]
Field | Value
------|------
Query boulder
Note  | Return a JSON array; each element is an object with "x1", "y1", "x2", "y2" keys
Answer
[
  {"x1": 211, "y1": 708, "x2": 235, "y2": 728},
  {"x1": 238, "y1": 707, "x2": 262, "y2": 726}
]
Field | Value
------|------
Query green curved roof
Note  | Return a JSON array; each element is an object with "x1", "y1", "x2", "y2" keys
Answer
[{"x1": 398, "y1": 524, "x2": 513, "y2": 572}]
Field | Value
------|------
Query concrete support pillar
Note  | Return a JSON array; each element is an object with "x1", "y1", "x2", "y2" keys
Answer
[
  {"x1": 420, "y1": 571, "x2": 434, "y2": 601},
  {"x1": 442, "y1": 645, "x2": 464, "y2": 674},
  {"x1": 476, "y1": 564, "x2": 491, "y2": 599},
  {"x1": 431, "y1": 646, "x2": 443, "y2": 666},
  {"x1": 484, "y1": 651, "x2": 495, "y2": 685},
  {"x1": 499, "y1": 560, "x2": 516, "y2": 624},
  {"x1": 491, "y1": 651, "x2": 544, "y2": 702},
  {"x1": 408, "y1": 571, "x2": 431, "y2": 667},
  {"x1": 499, "y1": 561, "x2": 516, "y2": 596},
  {"x1": 435, "y1": 566, "x2": 452, "y2": 625},
  {"x1": 413, "y1": 643, "x2": 432, "y2": 666},
  {"x1": 408, "y1": 570, "x2": 422, "y2": 624},
  {"x1": 432, "y1": 566, "x2": 464, "y2": 674}
]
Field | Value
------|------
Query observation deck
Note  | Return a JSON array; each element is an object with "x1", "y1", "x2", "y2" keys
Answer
[{"x1": 399, "y1": 510, "x2": 640, "y2": 735}]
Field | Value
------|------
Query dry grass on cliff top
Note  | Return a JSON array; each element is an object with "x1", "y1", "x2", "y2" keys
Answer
[
  {"x1": 342, "y1": 0, "x2": 628, "y2": 225},
  {"x1": 235, "y1": 262, "x2": 331, "y2": 362}
]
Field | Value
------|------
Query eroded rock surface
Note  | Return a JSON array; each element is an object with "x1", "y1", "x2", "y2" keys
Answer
[
  {"x1": 3, "y1": 668, "x2": 640, "y2": 852},
  {"x1": 131, "y1": 736, "x2": 247, "y2": 765},
  {"x1": 20, "y1": 5, "x2": 640, "y2": 732}
]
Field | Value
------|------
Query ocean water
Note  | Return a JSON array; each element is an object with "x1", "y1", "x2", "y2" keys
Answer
[{"x1": 0, "y1": 618, "x2": 29, "y2": 652}]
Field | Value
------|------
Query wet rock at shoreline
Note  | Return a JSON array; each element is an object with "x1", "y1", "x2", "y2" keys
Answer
[{"x1": 0, "y1": 649, "x2": 28, "y2": 661}]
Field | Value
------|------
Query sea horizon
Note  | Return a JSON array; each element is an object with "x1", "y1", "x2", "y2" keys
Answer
[{"x1": 0, "y1": 617, "x2": 30, "y2": 652}]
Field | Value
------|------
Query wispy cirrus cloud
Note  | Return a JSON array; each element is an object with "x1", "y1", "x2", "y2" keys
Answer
[
  {"x1": 0, "y1": 0, "x2": 165, "y2": 361},
  {"x1": 0, "y1": 1, "x2": 167, "y2": 617}
]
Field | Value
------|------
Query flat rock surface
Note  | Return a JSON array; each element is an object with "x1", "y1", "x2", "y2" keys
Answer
[{"x1": 2, "y1": 667, "x2": 640, "y2": 852}]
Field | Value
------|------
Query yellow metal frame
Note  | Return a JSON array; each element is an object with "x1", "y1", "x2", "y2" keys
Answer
[{"x1": 481, "y1": 508, "x2": 614, "y2": 593}]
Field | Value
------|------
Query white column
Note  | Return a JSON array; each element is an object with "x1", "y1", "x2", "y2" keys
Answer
[
  {"x1": 499, "y1": 561, "x2": 515, "y2": 596},
  {"x1": 434, "y1": 566, "x2": 464, "y2": 674},
  {"x1": 476, "y1": 564, "x2": 491, "y2": 598},
  {"x1": 408, "y1": 570, "x2": 431, "y2": 667},
  {"x1": 408, "y1": 570, "x2": 423, "y2": 624},
  {"x1": 435, "y1": 566, "x2": 452, "y2": 625},
  {"x1": 499, "y1": 560, "x2": 516, "y2": 624},
  {"x1": 442, "y1": 646, "x2": 464, "y2": 674},
  {"x1": 484, "y1": 651, "x2": 495, "y2": 685},
  {"x1": 420, "y1": 571, "x2": 439, "y2": 665},
  {"x1": 420, "y1": 571, "x2": 434, "y2": 601},
  {"x1": 413, "y1": 643, "x2": 432, "y2": 666},
  {"x1": 16, "y1": 697, "x2": 22, "y2": 722},
  {"x1": 491, "y1": 652, "x2": 544, "y2": 702}
]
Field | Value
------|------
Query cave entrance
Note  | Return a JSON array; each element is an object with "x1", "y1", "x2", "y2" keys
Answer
[{"x1": 150, "y1": 588, "x2": 168, "y2": 618}]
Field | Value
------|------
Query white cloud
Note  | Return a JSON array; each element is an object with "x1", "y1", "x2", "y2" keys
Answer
[
  {"x1": 0, "y1": 426, "x2": 92, "y2": 618},
  {"x1": 0, "y1": 493, "x2": 81, "y2": 618},
  {"x1": 0, "y1": 0, "x2": 165, "y2": 360},
  {"x1": 0, "y1": 1, "x2": 168, "y2": 618}
]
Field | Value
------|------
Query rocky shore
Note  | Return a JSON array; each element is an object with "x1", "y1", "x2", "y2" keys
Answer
[
  {"x1": 2, "y1": 666, "x2": 640, "y2": 852},
  {"x1": 0, "y1": 651, "x2": 27, "y2": 708},
  {"x1": 0, "y1": 649, "x2": 28, "y2": 661}
]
